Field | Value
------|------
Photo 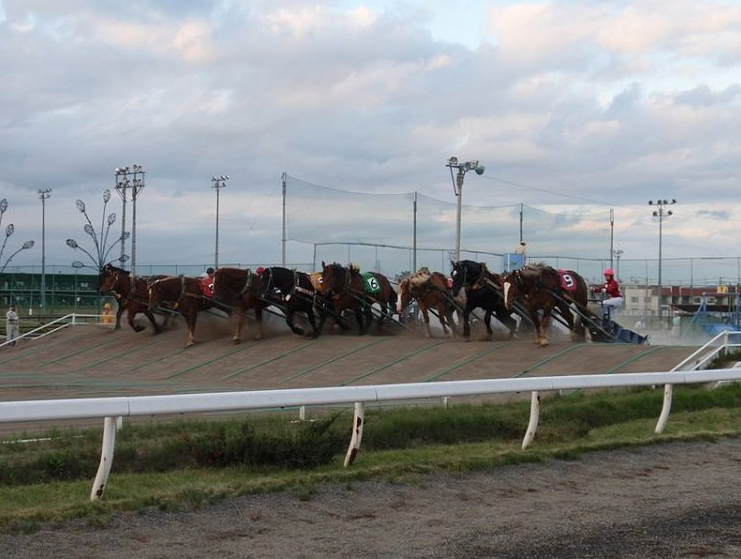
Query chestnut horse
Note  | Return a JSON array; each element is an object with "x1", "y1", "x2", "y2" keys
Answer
[
  {"x1": 97, "y1": 264, "x2": 164, "y2": 334},
  {"x1": 502, "y1": 263, "x2": 588, "y2": 347},
  {"x1": 320, "y1": 262, "x2": 396, "y2": 335},
  {"x1": 260, "y1": 267, "x2": 330, "y2": 338},
  {"x1": 212, "y1": 267, "x2": 265, "y2": 343},
  {"x1": 450, "y1": 260, "x2": 517, "y2": 341},
  {"x1": 396, "y1": 268, "x2": 457, "y2": 338},
  {"x1": 148, "y1": 276, "x2": 211, "y2": 347}
]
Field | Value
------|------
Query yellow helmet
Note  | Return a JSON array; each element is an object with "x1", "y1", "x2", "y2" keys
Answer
[{"x1": 104, "y1": 303, "x2": 111, "y2": 309}]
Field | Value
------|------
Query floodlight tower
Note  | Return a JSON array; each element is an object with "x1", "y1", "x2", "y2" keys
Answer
[
  {"x1": 648, "y1": 198, "x2": 677, "y2": 325},
  {"x1": 446, "y1": 157, "x2": 485, "y2": 262},
  {"x1": 212, "y1": 175, "x2": 229, "y2": 269},
  {"x1": 38, "y1": 188, "x2": 52, "y2": 312}
]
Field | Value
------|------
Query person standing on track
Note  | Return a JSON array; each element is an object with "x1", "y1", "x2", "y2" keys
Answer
[{"x1": 5, "y1": 304, "x2": 19, "y2": 346}]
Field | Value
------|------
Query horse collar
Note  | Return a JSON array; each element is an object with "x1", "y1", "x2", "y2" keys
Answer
[{"x1": 238, "y1": 269, "x2": 254, "y2": 296}]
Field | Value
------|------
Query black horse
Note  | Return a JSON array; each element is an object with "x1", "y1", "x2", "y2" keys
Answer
[
  {"x1": 450, "y1": 260, "x2": 517, "y2": 340},
  {"x1": 261, "y1": 267, "x2": 330, "y2": 338}
]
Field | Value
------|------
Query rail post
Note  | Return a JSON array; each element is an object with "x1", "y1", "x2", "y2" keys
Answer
[
  {"x1": 522, "y1": 391, "x2": 541, "y2": 449},
  {"x1": 344, "y1": 402, "x2": 365, "y2": 467},
  {"x1": 90, "y1": 416, "x2": 119, "y2": 500}
]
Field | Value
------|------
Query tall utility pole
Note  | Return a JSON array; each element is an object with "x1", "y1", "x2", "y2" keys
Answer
[
  {"x1": 613, "y1": 248, "x2": 624, "y2": 281},
  {"x1": 648, "y1": 199, "x2": 677, "y2": 326},
  {"x1": 446, "y1": 157, "x2": 485, "y2": 262},
  {"x1": 212, "y1": 175, "x2": 228, "y2": 269},
  {"x1": 38, "y1": 188, "x2": 52, "y2": 313}
]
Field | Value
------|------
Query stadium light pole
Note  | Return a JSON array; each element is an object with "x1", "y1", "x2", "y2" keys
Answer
[
  {"x1": 130, "y1": 165, "x2": 144, "y2": 278},
  {"x1": 212, "y1": 175, "x2": 229, "y2": 269},
  {"x1": 649, "y1": 199, "x2": 676, "y2": 326},
  {"x1": 38, "y1": 188, "x2": 52, "y2": 313},
  {"x1": 446, "y1": 157, "x2": 485, "y2": 262},
  {"x1": 114, "y1": 167, "x2": 130, "y2": 267}
]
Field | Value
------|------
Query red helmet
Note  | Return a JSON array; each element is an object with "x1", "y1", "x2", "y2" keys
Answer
[
  {"x1": 256, "y1": 267, "x2": 265, "y2": 274},
  {"x1": 604, "y1": 268, "x2": 615, "y2": 276}
]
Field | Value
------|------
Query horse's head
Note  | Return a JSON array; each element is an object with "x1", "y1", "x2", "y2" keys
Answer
[
  {"x1": 396, "y1": 279, "x2": 410, "y2": 314},
  {"x1": 320, "y1": 261, "x2": 346, "y2": 294},
  {"x1": 502, "y1": 271, "x2": 519, "y2": 310},
  {"x1": 147, "y1": 278, "x2": 166, "y2": 311},
  {"x1": 450, "y1": 260, "x2": 480, "y2": 302},
  {"x1": 98, "y1": 263, "x2": 123, "y2": 294}
]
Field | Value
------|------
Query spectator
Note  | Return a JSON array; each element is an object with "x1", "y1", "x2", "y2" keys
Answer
[
  {"x1": 514, "y1": 241, "x2": 527, "y2": 256},
  {"x1": 5, "y1": 304, "x2": 19, "y2": 346}
]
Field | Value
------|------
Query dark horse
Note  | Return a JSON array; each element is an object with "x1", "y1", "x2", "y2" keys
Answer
[
  {"x1": 320, "y1": 262, "x2": 396, "y2": 335},
  {"x1": 212, "y1": 267, "x2": 265, "y2": 343},
  {"x1": 148, "y1": 276, "x2": 211, "y2": 347},
  {"x1": 396, "y1": 268, "x2": 457, "y2": 338},
  {"x1": 450, "y1": 260, "x2": 517, "y2": 341},
  {"x1": 502, "y1": 263, "x2": 588, "y2": 347},
  {"x1": 97, "y1": 264, "x2": 163, "y2": 334},
  {"x1": 260, "y1": 267, "x2": 329, "y2": 338}
]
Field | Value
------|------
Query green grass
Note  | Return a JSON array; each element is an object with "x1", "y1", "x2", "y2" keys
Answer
[{"x1": 2, "y1": 383, "x2": 741, "y2": 532}]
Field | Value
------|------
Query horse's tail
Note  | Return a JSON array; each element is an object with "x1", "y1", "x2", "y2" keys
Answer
[{"x1": 388, "y1": 287, "x2": 398, "y2": 316}]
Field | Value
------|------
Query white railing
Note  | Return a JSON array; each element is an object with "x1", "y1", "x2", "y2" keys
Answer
[
  {"x1": 2, "y1": 365, "x2": 741, "y2": 501},
  {"x1": 654, "y1": 330, "x2": 741, "y2": 433},
  {"x1": 0, "y1": 313, "x2": 106, "y2": 348}
]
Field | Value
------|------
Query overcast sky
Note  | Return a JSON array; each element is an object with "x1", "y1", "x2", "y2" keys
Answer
[{"x1": 1, "y1": 0, "x2": 740, "y2": 282}]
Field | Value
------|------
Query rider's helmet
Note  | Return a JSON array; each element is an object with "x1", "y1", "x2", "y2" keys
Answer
[
  {"x1": 256, "y1": 267, "x2": 265, "y2": 274},
  {"x1": 103, "y1": 302, "x2": 111, "y2": 309},
  {"x1": 603, "y1": 268, "x2": 615, "y2": 277},
  {"x1": 206, "y1": 267, "x2": 215, "y2": 275}
]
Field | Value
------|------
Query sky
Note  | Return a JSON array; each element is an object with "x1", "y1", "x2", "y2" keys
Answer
[{"x1": 1, "y1": 0, "x2": 741, "y2": 284}]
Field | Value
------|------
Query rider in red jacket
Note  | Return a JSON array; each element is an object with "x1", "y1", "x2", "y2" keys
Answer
[
  {"x1": 201, "y1": 267, "x2": 215, "y2": 298},
  {"x1": 593, "y1": 268, "x2": 623, "y2": 323}
]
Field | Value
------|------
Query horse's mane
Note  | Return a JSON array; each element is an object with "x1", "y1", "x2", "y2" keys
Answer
[{"x1": 103, "y1": 263, "x2": 128, "y2": 275}]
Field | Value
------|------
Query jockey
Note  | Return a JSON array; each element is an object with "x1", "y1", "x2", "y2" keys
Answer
[
  {"x1": 593, "y1": 268, "x2": 623, "y2": 323},
  {"x1": 201, "y1": 267, "x2": 215, "y2": 298}
]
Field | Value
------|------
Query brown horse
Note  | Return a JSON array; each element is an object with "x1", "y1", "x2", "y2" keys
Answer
[
  {"x1": 147, "y1": 276, "x2": 211, "y2": 347},
  {"x1": 320, "y1": 262, "x2": 396, "y2": 335},
  {"x1": 502, "y1": 263, "x2": 588, "y2": 347},
  {"x1": 97, "y1": 264, "x2": 164, "y2": 334},
  {"x1": 396, "y1": 268, "x2": 457, "y2": 338},
  {"x1": 212, "y1": 267, "x2": 265, "y2": 343}
]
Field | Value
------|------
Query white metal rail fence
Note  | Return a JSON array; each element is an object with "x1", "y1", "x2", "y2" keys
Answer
[{"x1": 1, "y1": 331, "x2": 740, "y2": 501}]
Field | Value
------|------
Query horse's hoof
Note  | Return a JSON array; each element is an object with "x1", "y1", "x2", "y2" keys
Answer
[
  {"x1": 253, "y1": 334, "x2": 262, "y2": 340},
  {"x1": 538, "y1": 339, "x2": 549, "y2": 347},
  {"x1": 134, "y1": 326, "x2": 145, "y2": 333},
  {"x1": 232, "y1": 337, "x2": 241, "y2": 344},
  {"x1": 185, "y1": 341, "x2": 196, "y2": 348}
]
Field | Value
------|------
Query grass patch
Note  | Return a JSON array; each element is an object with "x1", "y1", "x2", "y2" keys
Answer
[{"x1": 2, "y1": 383, "x2": 741, "y2": 531}]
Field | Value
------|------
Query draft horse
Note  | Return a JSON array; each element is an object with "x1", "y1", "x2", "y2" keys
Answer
[
  {"x1": 148, "y1": 275, "x2": 212, "y2": 347},
  {"x1": 450, "y1": 260, "x2": 517, "y2": 341},
  {"x1": 212, "y1": 267, "x2": 265, "y2": 343},
  {"x1": 396, "y1": 268, "x2": 457, "y2": 338},
  {"x1": 97, "y1": 264, "x2": 163, "y2": 334},
  {"x1": 260, "y1": 266, "x2": 329, "y2": 338},
  {"x1": 502, "y1": 263, "x2": 588, "y2": 347},
  {"x1": 320, "y1": 262, "x2": 396, "y2": 335}
]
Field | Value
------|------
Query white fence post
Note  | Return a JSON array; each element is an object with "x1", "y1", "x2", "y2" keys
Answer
[
  {"x1": 522, "y1": 391, "x2": 541, "y2": 449},
  {"x1": 90, "y1": 416, "x2": 119, "y2": 500},
  {"x1": 344, "y1": 402, "x2": 365, "y2": 467}
]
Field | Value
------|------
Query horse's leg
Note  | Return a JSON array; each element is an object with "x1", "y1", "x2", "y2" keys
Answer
[
  {"x1": 253, "y1": 305, "x2": 264, "y2": 340},
  {"x1": 539, "y1": 308, "x2": 552, "y2": 347},
  {"x1": 185, "y1": 310, "x2": 197, "y2": 347},
  {"x1": 114, "y1": 303, "x2": 124, "y2": 330},
  {"x1": 233, "y1": 306, "x2": 244, "y2": 344},
  {"x1": 497, "y1": 307, "x2": 517, "y2": 339},
  {"x1": 484, "y1": 308, "x2": 494, "y2": 341},
  {"x1": 420, "y1": 304, "x2": 432, "y2": 338},
  {"x1": 528, "y1": 308, "x2": 542, "y2": 345},
  {"x1": 144, "y1": 310, "x2": 161, "y2": 334},
  {"x1": 332, "y1": 300, "x2": 350, "y2": 332},
  {"x1": 462, "y1": 305, "x2": 472, "y2": 340},
  {"x1": 285, "y1": 305, "x2": 305, "y2": 336},
  {"x1": 354, "y1": 305, "x2": 367, "y2": 335},
  {"x1": 128, "y1": 308, "x2": 145, "y2": 333}
]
